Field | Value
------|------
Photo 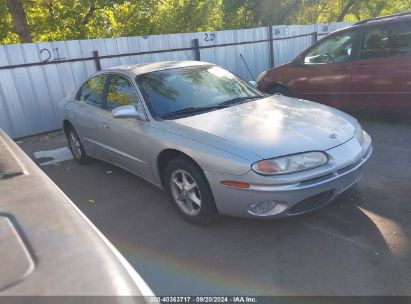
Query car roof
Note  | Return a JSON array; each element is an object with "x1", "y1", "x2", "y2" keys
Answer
[
  {"x1": 331, "y1": 13, "x2": 411, "y2": 35},
  {"x1": 353, "y1": 12, "x2": 411, "y2": 26},
  {"x1": 106, "y1": 61, "x2": 212, "y2": 76}
]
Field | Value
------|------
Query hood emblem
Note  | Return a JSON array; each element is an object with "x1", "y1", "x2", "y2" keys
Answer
[{"x1": 329, "y1": 133, "x2": 338, "y2": 139}]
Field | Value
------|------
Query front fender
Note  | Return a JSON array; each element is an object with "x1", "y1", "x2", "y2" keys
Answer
[{"x1": 150, "y1": 125, "x2": 256, "y2": 184}]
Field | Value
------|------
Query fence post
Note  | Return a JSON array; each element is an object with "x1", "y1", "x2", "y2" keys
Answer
[
  {"x1": 192, "y1": 39, "x2": 201, "y2": 61},
  {"x1": 312, "y1": 32, "x2": 318, "y2": 44},
  {"x1": 93, "y1": 50, "x2": 101, "y2": 71},
  {"x1": 268, "y1": 24, "x2": 275, "y2": 68}
]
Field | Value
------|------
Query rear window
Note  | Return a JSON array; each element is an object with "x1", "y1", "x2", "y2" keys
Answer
[{"x1": 77, "y1": 75, "x2": 107, "y2": 108}]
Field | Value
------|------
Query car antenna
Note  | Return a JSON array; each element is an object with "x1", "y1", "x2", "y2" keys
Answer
[{"x1": 240, "y1": 53, "x2": 256, "y2": 81}]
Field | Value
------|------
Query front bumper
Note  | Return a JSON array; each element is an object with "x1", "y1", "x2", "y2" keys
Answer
[{"x1": 205, "y1": 133, "x2": 372, "y2": 218}]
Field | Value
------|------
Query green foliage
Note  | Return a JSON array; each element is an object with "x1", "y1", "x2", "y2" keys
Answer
[
  {"x1": 0, "y1": 0, "x2": 19, "y2": 44},
  {"x1": 1, "y1": 0, "x2": 410, "y2": 44}
]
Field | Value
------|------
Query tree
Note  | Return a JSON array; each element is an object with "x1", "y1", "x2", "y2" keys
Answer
[
  {"x1": 5, "y1": 0, "x2": 32, "y2": 42},
  {"x1": 1, "y1": 0, "x2": 410, "y2": 45}
]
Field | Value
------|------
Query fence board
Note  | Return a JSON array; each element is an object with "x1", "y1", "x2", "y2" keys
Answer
[
  {"x1": 5, "y1": 44, "x2": 46, "y2": 135},
  {"x1": 0, "y1": 84, "x2": 14, "y2": 137},
  {"x1": 116, "y1": 37, "x2": 132, "y2": 66},
  {"x1": 65, "y1": 40, "x2": 88, "y2": 88},
  {"x1": 104, "y1": 38, "x2": 122, "y2": 67},
  {"x1": 79, "y1": 39, "x2": 97, "y2": 76},
  {"x1": 36, "y1": 42, "x2": 67, "y2": 113},
  {"x1": 22, "y1": 43, "x2": 59, "y2": 131}
]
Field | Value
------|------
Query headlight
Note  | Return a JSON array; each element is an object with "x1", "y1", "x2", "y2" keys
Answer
[
  {"x1": 257, "y1": 70, "x2": 267, "y2": 82},
  {"x1": 355, "y1": 123, "x2": 364, "y2": 145},
  {"x1": 252, "y1": 152, "x2": 328, "y2": 175}
]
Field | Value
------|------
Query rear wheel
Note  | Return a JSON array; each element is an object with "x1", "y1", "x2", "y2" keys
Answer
[
  {"x1": 165, "y1": 157, "x2": 218, "y2": 225},
  {"x1": 267, "y1": 85, "x2": 292, "y2": 97},
  {"x1": 67, "y1": 125, "x2": 90, "y2": 164}
]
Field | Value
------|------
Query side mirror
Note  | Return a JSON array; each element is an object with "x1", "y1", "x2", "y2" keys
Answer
[
  {"x1": 112, "y1": 105, "x2": 146, "y2": 121},
  {"x1": 292, "y1": 56, "x2": 304, "y2": 67},
  {"x1": 248, "y1": 80, "x2": 257, "y2": 87}
]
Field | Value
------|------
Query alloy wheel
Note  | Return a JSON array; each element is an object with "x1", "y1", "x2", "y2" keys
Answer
[
  {"x1": 170, "y1": 169, "x2": 202, "y2": 215},
  {"x1": 69, "y1": 130, "x2": 82, "y2": 160}
]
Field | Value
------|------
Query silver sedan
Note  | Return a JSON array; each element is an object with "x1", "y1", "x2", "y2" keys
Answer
[{"x1": 59, "y1": 61, "x2": 372, "y2": 224}]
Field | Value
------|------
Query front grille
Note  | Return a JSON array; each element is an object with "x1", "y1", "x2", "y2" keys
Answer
[{"x1": 288, "y1": 189, "x2": 335, "y2": 215}]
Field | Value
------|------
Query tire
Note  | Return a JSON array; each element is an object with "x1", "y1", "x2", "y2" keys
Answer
[
  {"x1": 267, "y1": 85, "x2": 292, "y2": 97},
  {"x1": 164, "y1": 157, "x2": 218, "y2": 225},
  {"x1": 66, "y1": 125, "x2": 91, "y2": 164}
]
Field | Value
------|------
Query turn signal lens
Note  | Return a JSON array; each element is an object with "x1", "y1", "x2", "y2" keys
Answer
[
  {"x1": 256, "y1": 160, "x2": 280, "y2": 173},
  {"x1": 220, "y1": 181, "x2": 250, "y2": 189}
]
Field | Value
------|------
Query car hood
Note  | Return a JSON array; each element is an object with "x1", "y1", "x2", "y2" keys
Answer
[{"x1": 170, "y1": 95, "x2": 357, "y2": 159}]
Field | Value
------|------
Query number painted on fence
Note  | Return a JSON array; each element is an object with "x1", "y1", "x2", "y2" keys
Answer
[
  {"x1": 40, "y1": 48, "x2": 52, "y2": 62},
  {"x1": 40, "y1": 47, "x2": 66, "y2": 62},
  {"x1": 272, "y1": 27, "x2": 289, "y2": 37},
  {"x1": 204, "y1": 33, "x2": 215, "y2": 42}
]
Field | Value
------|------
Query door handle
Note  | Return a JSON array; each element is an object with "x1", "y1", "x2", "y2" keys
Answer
[
  {"x1": 337, "y1": 65, "x2": 351, "y2": 71},
  {"x1": 357, "y1": 64, "x2": 368, "y2": 69}
]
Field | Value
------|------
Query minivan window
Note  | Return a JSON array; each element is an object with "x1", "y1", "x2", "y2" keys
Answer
[
  {"x1": 78, "y1": 75, "x2": 107, "y2": 108},
  {"x1": 304, "y1": 32, "x2": 354, "y2": 64},
  {"x1": 360, "y1": 22, "x2": 411, "y2": 60},
  {"x1": 106, "y1": 75, "x2": 140, "y2": 111}
]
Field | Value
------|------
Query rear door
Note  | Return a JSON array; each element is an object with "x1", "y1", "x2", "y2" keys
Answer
[
  {"x1": 66, "y1": 74, "x2": 109, "y2": 161},
  {"x1": 351, "y1": 21, "x2": 411, "y2": 111},
  {"x1": 98, "y1": 73, "x2": 154, "y2": 180},
  {"x1": 293, "y1": 30, "x2": 357, "y2": 108}
]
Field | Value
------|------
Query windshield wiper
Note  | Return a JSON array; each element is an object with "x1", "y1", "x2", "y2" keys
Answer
[
  {"x1": 162, "y1": 96, "x2": 261, "y2": 119},
  {"x1": 218, "y1": 95, "x2": 261, "y2": 106},
  {"x1": 162, "y1": 105, "x2": 228, "y2": 118}
]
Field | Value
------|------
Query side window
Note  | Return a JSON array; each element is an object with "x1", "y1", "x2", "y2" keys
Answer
[
  {"x1": 360, "y1": 22, "x2": 411, "y2": 60},
  {"x1": 106, "y1": 75, "x2": 141, "y2": 111},
  {"x1": 78, "y1": 75, "x2": 107, "y2": 107},
  {"x1": 304, "y1": 32, "x2": 354, "y2": 64}
]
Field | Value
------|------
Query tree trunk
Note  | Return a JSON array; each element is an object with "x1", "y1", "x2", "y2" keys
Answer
[
  {"x1": 5, "y1": 0, "x2": 33, "y2": 43},
  {"x1": 83, "y1": 3, "x2": 96, "y2": 25},
  {"x1": 337, "y1": 0, "x2": 356, "y2": 22}
]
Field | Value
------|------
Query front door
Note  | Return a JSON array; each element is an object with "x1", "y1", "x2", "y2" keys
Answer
[{"x1": 294, "y1": 30, "x2": 356, "y2": 108}]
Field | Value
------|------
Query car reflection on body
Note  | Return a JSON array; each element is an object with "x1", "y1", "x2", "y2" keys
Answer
[{"x1": 60, "y1": 61, "x2": 372, "y2": 225}]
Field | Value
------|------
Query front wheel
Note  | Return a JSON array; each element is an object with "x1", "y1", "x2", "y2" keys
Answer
[{"x1": 165, "y1": 157, "x2": 218, "y2": 225}]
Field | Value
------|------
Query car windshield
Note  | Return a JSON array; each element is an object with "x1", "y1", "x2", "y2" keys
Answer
[{"x1": 136, "y1": 65, "x2": 263, "y2": 118}]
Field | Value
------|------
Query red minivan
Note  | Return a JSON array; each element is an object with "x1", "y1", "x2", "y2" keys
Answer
[{"x1": 257, "y1": 13, "x2": 411, "y2": 111}]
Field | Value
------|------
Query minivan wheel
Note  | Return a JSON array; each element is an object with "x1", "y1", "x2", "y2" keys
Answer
[
  {"x1": 67, "y1": 126, "x2": 90, "y2": 164},
  {"x1": 165, "y1": 157, "x2": 218, "y2": 225},
  {"x1": 267, "y1": 85, "x2": 292, "y2": 97}
]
